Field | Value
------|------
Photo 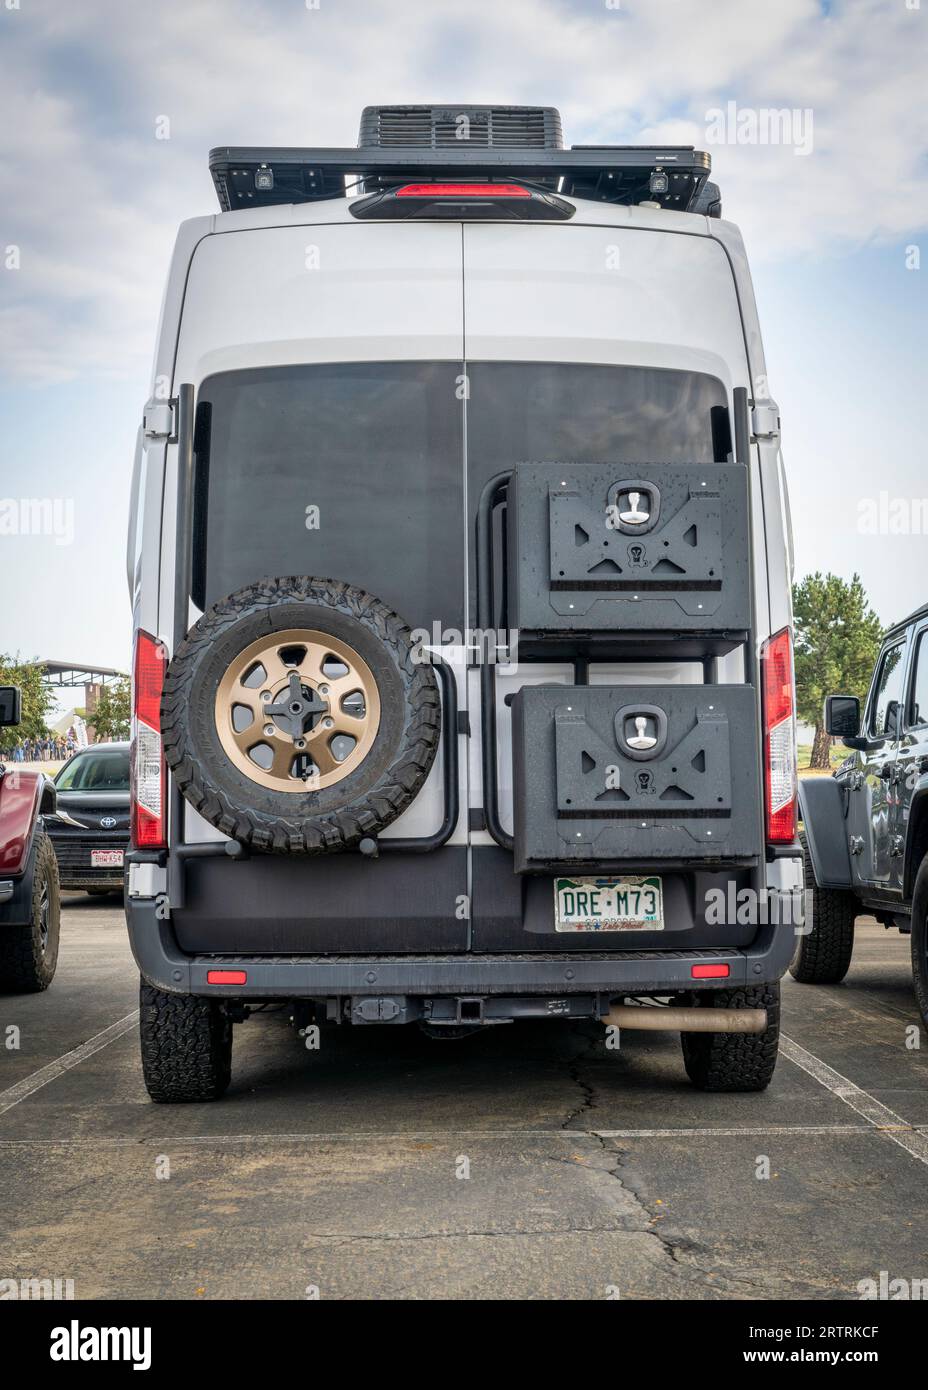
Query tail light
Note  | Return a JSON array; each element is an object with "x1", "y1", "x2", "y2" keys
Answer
[
  {"x1": 350, "y1": 183, "x2": 575, "y2": 222},
  {"x1": 761, "y1": 627, "x2": 797, "y2": 844},
  {"x1": 131, "y1": 630, "x2": 167, "y2": 849},
  {"x1": 395, "y1": 182, "x2": 531, "y2": 198}
]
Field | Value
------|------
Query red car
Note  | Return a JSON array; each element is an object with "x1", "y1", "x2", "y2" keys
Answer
[{"x1": 0, "y1": 687, "x2": 61, "y2": 991}]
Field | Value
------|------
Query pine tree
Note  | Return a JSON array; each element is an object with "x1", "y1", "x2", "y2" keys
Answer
[{"x1": 793, "y1": 574, "x2": 883, "y2": 769}]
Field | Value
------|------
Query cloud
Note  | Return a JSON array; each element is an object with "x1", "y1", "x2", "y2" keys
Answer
[{"x1": 0, "y1": 0, "x2": 926, "y2": 384}]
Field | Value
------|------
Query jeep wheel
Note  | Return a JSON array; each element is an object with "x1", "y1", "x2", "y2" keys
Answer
[
  {"x1": 910, "y1": 855, "x2": 928, "y2": 1032},
  {"x1": 161, "y1": 577, "x2": 440, "y2": 854},
  {"x1": 0, "y1": 829, "x2": 60, "y2": 993},
  {"x1": 681, "y1": 983, "x2": 780, "y2": 1092},
  {"x1": 789, "y1": 833, "x2": 856, "y2": 984},
  {"x1": 139, "y1": 983, "x2": 232, "y2": 1103}
]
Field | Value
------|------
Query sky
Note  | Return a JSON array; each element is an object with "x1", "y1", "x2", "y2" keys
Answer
[{"x1": 0, "y1": 0, "x2": 926, "y2": 692}]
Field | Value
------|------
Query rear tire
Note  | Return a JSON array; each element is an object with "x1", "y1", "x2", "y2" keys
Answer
[
  {"x1": 789, "y1": 834, "x2": 856, "y2": 984},
  {"x1": 681, "y1": 982, "x2": 780, "y2": 1092},
  {"x1": 909, "y1": 855, "x2": 928, "y2": 1033},
  {"x1": 139, "y1": 982, "x2": 232, "y2": 1102},
  {"x1": 0, "y1": 830, "x2": 60, "y2": 993}
]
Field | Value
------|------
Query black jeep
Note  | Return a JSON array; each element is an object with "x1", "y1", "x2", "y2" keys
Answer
[{"x1": 797, "y1": 603, "x2": 928, "y2": 1026}]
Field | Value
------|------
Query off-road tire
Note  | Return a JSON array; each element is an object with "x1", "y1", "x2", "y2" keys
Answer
[
  {"x1": 161, "y1": 577, "x2": 440, "y2": 854},
  {"x1": 789, "y1": 834, "x2": 857, "y2": 984},
  {"x1": 681, "y1": 982, "x2": 780, "y2": 1092},
  {"x1": 910, "y1": 855, "x2": 928, "y2": 1033},
  {"x1": 139, "y1": 982, "x2": 232, "y2": 1103},
  {"x1": 0, "y1": 829, "x2": 60, "y2": 993}
]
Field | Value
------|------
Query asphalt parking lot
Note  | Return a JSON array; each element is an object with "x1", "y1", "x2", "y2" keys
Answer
[{"x1": 1, "y1": 893, "x2": 926, "y2": 1301}]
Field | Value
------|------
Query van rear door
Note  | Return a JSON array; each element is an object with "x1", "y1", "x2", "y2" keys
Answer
[
  {"x1": 169, "y1": 222, "x2": 472, "y2": 954},
  {"x1": 461, "y1": 222, "x2": 763, "y2": 953}
]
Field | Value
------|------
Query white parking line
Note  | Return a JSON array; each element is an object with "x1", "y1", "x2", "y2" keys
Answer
[
  {"x1": 780, "y1": 1034, "x2": 928, "y2": 1167},
  {"x1": 0, "y1": 1123, "x2": 885, "y2": 1148},
  {"x1": 0, "y1": 1011, "x2": 139, "y2": 1119}
]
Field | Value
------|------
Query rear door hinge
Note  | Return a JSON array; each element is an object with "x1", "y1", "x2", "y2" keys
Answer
[
  {"x1": 142, "y1": 397, "x2": 178, "y2": 442},
  {"x1": 751, "y1": 402, "x2": 780, "y2": 442}
]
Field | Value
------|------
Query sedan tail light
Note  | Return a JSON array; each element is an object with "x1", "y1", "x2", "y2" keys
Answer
[{"x1": 131, "y1": 630, "x2": 167, "y2": 849}]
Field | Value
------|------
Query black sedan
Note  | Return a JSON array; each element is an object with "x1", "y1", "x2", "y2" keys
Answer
[{"x1": 49, "y1": 743, "x2": 130, "y2": 893}]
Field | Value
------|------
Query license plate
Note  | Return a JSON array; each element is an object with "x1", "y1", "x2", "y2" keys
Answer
[
  {"x1": 554, "y1": 875, "x2": 663, "y2": 932},
  {"x1": 91, "y1": 850, "x2": 124, "y2": 868}
]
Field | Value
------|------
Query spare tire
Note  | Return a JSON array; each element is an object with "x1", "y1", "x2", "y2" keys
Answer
[{"x1": 161, "y1": 577, "x2": 440, "y2": 853}]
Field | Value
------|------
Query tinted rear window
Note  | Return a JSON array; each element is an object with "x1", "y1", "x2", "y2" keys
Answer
[
  {"x1": 466, "y1": 362, "x2": 730, "y2": 474},
  {"x1": 192, "y1": 362, "x2": 729, "y2": 630},
  {"x1": 193, "y1": 363, "x2": 464, "y2": 629}
]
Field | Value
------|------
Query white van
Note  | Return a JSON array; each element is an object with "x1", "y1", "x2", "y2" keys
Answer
[{"x1": 125, "y1": 105, "x2": 801, "y2": 1101}]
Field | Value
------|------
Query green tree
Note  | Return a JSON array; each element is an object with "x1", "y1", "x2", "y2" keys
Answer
[
  {"x1": 90, "y1": 675, "x2": 131, "y2": 741},
  {"x1": 793, "y1": 573, "x2": 883, "y2": 769},
  {"x1": 0, "y1": 654, "x2": 55, "y2": 745}
]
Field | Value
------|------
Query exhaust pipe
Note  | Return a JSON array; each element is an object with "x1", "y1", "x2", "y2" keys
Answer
[{"x1": 606, "y1": 1005, "x2": 767, "y2": 1034}]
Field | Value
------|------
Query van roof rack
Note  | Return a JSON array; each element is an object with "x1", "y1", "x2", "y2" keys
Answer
[{"x1": 211, "y1": 127, "x2": 717, "y2": 216}]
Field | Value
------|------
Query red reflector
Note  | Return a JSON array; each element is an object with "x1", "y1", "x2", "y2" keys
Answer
[
  {"x1": 207, "y1": 970, "x2": 247, "y2": 985},
  {"x1": 395, "y1": 182, "x2": 531, "y2": 198},
  {"x1": 691, "y1": 963, "x2": 730, "y2": 979}
]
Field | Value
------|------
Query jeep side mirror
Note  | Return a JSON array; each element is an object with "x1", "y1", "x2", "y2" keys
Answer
[
  {"x1": 824, "y1": 694, "x2": 860, "y2": 738},
  {"x1": 0, "y1": 686, "x2": 22, "y2": 728}
]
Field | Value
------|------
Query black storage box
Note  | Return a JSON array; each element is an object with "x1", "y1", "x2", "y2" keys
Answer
[
  {"x1": 511, "y1": 683, "x2": 762, "y2": 874},
  {"x1": 507, "y1": 462, "x2": 751, "y2": 657}
]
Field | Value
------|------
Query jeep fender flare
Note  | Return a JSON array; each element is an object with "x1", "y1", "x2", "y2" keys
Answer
[{"x1": 798, "y1": 777, "x2": 852, "y2": 889}]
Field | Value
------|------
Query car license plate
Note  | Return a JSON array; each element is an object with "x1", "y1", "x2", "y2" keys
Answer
[
  {"x1": 91, "y1": 850, "x2": 124, "y2": 868},
  {"x1": 554, "y1": 875, "x2": 663, "y2": 932}
]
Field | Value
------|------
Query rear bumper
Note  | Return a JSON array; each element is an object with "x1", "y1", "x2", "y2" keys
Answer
[{"x1": 125, "y1": 895, "x2": 796, "y2": 999}]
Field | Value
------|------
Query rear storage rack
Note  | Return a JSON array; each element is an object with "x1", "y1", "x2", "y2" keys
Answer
[{"x1": 476, "y1": 388, "x2": 764, "y2": 874}]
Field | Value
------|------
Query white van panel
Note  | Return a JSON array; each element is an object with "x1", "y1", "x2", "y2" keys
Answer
[
  {"x1": 172, "y1": 223, "x2": 464, "y2": 384},
  {"x1": 463, "y1": 225, "x2": 746, "y2": 389}
]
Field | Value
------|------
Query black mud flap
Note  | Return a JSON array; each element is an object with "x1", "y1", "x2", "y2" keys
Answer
[
  {"x1": 507, "y1": 462, "x2": 750, "y2": 656},
  {"x1": 512, "y1": 684, "x2": 762, "y2": 873}
]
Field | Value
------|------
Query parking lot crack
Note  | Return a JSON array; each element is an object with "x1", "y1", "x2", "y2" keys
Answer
[{"x1": 560, "y1": 1029, "x2": 601, "y2": 1130}]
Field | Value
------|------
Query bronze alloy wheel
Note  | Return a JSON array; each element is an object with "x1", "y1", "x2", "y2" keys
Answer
[
  {"x1": 215, "y1": 628, "x2": 381, "y2": 792},
  {"x1": 161, "y1": 577, "x2": 440, "y2": 854}
]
